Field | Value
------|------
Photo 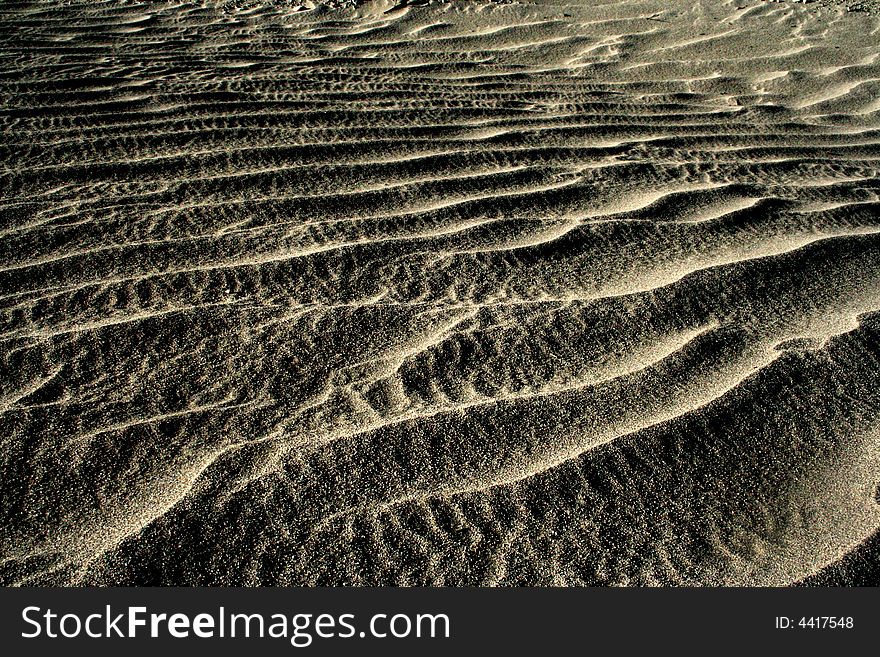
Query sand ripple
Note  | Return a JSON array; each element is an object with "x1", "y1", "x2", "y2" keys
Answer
[{"x1": 1, "y1": 0, "x2": 879, "y2": 585}]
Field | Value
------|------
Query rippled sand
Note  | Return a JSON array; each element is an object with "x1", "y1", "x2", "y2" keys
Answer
[{"x1": 1, "y1": 0, "x2": 879, "y2": 585}]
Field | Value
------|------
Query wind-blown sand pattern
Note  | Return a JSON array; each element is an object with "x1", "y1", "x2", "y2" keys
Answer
[{"x1": 1, "y1": 0, "x2": 879, "y2": 586}]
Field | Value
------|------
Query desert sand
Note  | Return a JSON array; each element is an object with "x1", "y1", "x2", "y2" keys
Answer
[{"x1": 1, "y1": 0, "x2": 879, "y2": 585}]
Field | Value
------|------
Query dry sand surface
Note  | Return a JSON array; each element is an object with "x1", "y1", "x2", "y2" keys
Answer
[{"x1": 1, "y1": 0, "x2": 880, "y2": 586}]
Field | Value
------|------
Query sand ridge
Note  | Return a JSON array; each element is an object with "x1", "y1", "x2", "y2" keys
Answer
[{"x1": 1, "y1": 0, "x2": 879, "y2": 585}]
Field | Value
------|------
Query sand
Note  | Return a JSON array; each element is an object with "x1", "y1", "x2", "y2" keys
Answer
[{"x1": 1, "y1": 0, "x2": 879, "y2": 586}]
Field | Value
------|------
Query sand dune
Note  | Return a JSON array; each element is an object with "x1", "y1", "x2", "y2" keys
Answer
[{"x1": 1, "y1": 0, "x2": 879, "y2": 585}]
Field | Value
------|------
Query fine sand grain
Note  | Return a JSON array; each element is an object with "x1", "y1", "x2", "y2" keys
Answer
[{"x1": 1, "y1": 0, "x2": 879, "y2": 585}]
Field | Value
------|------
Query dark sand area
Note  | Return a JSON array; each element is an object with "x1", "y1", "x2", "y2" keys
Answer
[{"x1": 1, "y1": 0, "x2": 879, "y2": 585}]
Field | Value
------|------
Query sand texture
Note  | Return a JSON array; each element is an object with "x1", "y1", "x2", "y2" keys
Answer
[{"x1": 1, "y1": 0, "x2": 880, "y2": 586}]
